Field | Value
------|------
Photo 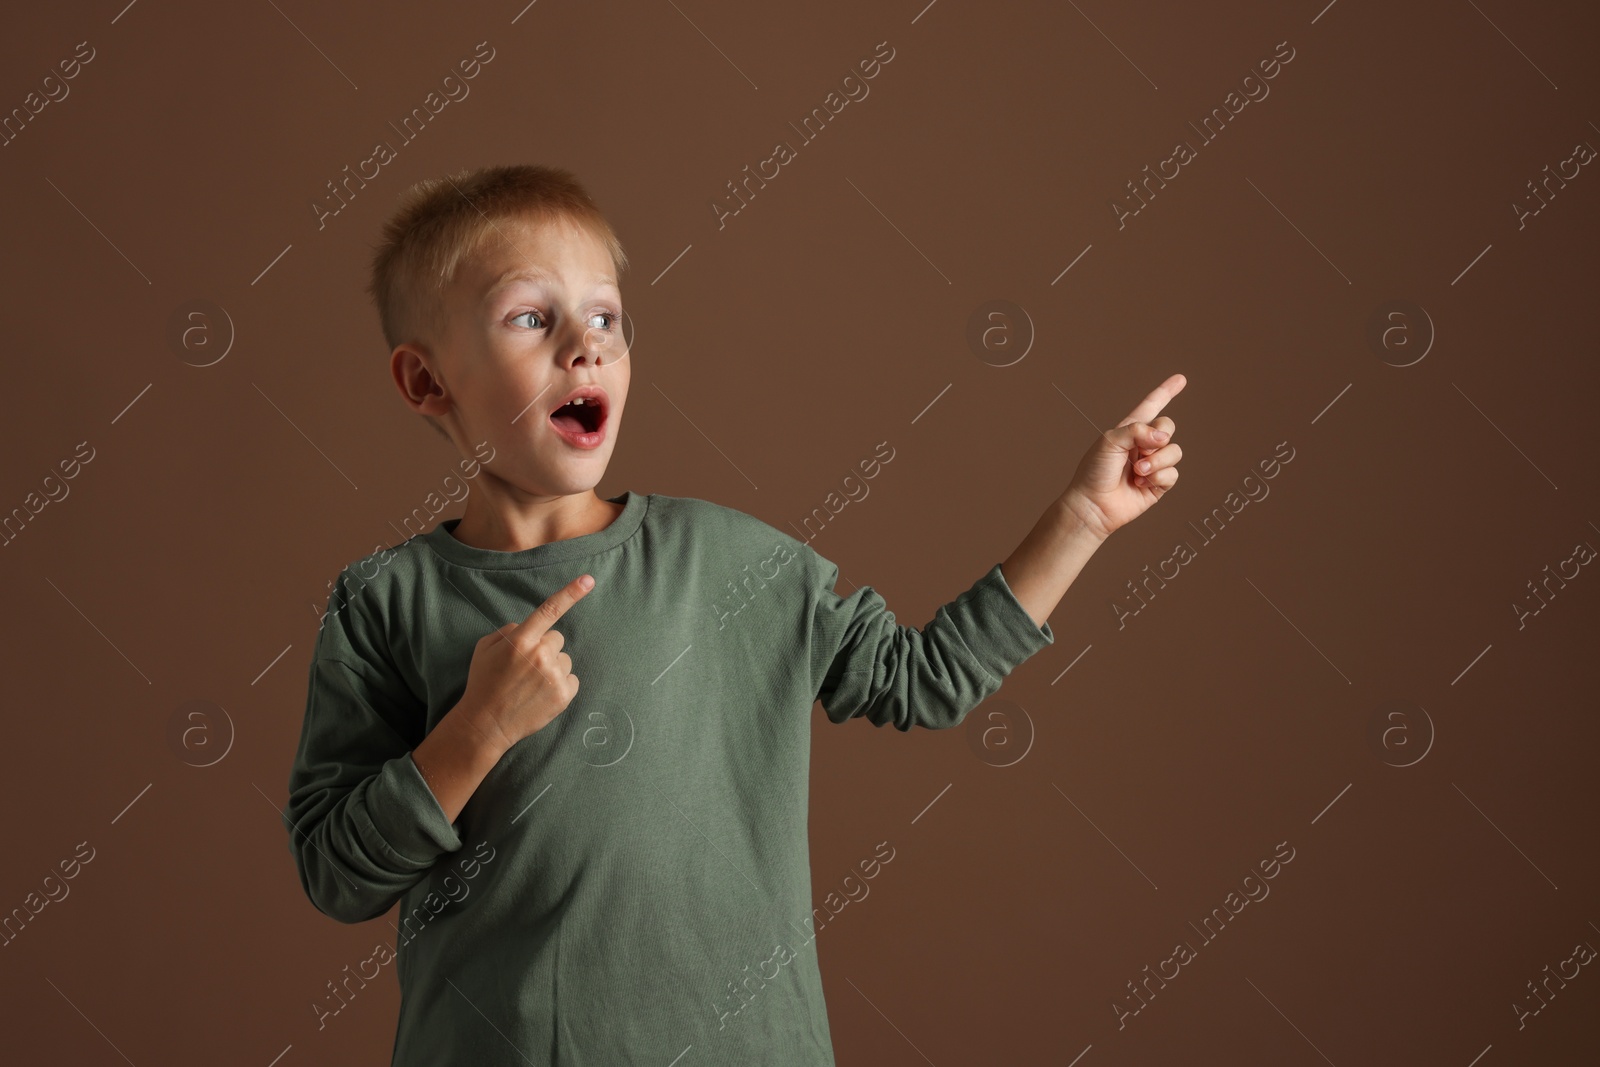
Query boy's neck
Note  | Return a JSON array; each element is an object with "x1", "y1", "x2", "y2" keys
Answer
[{"x1": 449, "y1": 491, "x2": 624, "y2": 553}]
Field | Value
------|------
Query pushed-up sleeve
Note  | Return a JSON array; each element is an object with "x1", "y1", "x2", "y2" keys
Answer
[
  {"x1": 805, "y1": 547, "x2": 1055, "y2": 731},
  {"x1": 285, "y1": 570, "x2": 463, "y2": 924}
]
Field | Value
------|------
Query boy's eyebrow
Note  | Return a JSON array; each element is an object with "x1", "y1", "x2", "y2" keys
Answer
[{"x1": 485, "y1": 265, "x2": 620, "y2": 298}]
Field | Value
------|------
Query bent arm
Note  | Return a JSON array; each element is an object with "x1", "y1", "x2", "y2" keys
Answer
[{"x1": 285, "y1": 656, "x2": 467, "y2": 924}]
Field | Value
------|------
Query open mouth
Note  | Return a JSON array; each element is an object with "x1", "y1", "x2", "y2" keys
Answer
[{"x1": 549, "y1": 396, "x2": 606, "y2": 434}]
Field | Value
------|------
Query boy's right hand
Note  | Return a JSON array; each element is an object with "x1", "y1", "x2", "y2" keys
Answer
[{"x1": 457, "y1": 574, "x2": 595, "y2": 752}]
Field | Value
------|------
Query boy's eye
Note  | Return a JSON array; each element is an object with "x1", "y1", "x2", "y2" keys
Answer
[{"x1": 510, "y1": 310, "x2": 619, "y2": 330}]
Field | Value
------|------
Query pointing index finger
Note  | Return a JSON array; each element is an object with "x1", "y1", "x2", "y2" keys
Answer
[
  {"x1": 517, "y1": 573, "x2": 595, "y2": 639},
  {"x1": 1116, "y1": 373, "x2": 1187, "y2": 429}
]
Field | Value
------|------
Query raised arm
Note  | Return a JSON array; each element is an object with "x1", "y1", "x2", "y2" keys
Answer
[
  {"x1": 809, "y1": 374, "x2": 1187, "y2": 730},
  {"x1": 808, "y1": 550, "x2": 1055, "y2": 732},
  {"x1": 1003, "y1": 373, "x2": 1186, "y2": 627}
]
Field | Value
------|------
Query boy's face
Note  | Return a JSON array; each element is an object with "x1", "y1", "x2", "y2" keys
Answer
[{"x1": 425, "y1": 214, "x2": 628, "y2": 497}]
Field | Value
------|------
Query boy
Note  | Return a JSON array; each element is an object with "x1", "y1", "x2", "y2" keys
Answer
[{"x1": 285, "y1": 164, "x2": 1184, "y2": 1066}]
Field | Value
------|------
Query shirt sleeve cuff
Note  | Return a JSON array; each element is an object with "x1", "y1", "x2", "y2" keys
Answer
[
  {"x1": 359, "y1": 752, "x2": 465, "y2": 868},
  {"x1": 936, "y1": 562, "x2": 1056, "y2": 685}
]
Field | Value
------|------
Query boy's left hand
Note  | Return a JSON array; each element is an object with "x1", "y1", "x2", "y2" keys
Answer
[{"x1": 1060, "y1": 373, "x2": 1187, "y2": 541}]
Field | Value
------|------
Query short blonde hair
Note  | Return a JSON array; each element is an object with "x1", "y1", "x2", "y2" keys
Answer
[{"x1": 367, "y1": 164, "x2": 629, "y2": 438}]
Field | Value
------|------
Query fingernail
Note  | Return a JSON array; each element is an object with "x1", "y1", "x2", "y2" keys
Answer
[
  {"x1": 1137, "y1": 460, "x2": 1151, "y2": 473},
  {"x1": 1154, "y1": 429, "x2": 1169, "y2": 441}
]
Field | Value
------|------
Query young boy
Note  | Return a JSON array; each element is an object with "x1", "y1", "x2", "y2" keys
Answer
[{"x1": 285, "y1": 164, "x2": 1184, "y2": 1066}]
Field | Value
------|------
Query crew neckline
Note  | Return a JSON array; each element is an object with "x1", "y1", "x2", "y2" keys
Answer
[{"x1": 422, "y1": 491, "x2": 649, "y2": 570}]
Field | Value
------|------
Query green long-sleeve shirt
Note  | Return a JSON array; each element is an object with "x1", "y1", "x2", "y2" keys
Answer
[{"x1": 285, "y1": 490, "x2": 1054, "y2": 1065}]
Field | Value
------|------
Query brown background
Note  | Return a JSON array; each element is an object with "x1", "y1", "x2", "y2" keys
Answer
[{"x1": 2, "y1": 0, "x2": 1597, "y2": 1063}]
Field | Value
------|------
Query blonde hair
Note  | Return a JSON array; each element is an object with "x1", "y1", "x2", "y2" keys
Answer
[{"x1": 366, "y1": 164, "x2": 629, "y2": 439}]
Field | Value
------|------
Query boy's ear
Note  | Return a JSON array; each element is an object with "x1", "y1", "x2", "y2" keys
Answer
[{"x1": 392, "y1": 342, "x2": 447, "y2": 415}]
